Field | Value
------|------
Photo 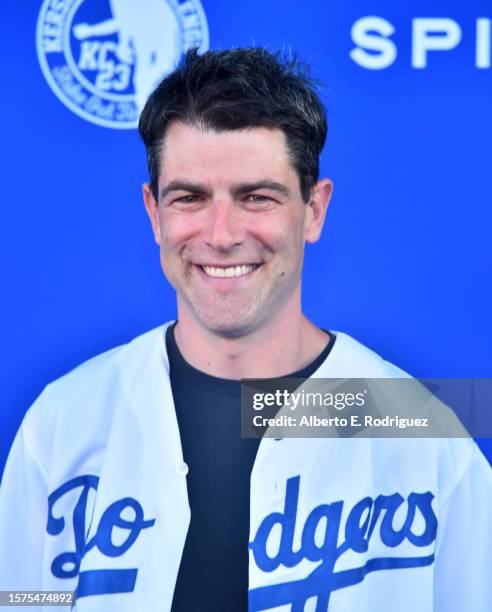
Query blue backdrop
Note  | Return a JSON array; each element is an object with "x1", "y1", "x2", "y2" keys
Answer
[{"x1": 2, "y1": 0, "x2": 491, "y2": 475}]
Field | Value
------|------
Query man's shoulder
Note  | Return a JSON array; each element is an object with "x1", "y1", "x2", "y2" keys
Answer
[
  {"x1": 47, "y1": 323, "x2": 169, "y2": 393},
  {"x1": 24, "y1": 323, "x2": 171, "y2": 429},
  {"x1": 320, "y1": 331, "x2": 409, "y2": 378}
]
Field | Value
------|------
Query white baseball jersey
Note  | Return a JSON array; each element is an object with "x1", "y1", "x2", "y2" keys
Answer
[{"x1": 1, "y1": 322, "x2": 491, "y2": 611}]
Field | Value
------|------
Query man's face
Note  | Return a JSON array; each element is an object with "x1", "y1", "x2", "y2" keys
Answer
[{"x1": 144, "y1": 122, "x2": 331, "y2": 337}]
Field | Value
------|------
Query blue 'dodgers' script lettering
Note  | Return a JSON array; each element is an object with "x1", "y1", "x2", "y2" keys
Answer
[
  {"x1": 249, "y1": 476, "x2": 437, "y2": 611},
  {"x1": 47, "y1": 475, "x2": 155, "y2": 599}
]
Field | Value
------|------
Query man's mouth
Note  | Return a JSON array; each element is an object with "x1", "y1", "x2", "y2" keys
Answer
[{"x1": 200, "y1": 264, "x2": 260, "y2": 278}]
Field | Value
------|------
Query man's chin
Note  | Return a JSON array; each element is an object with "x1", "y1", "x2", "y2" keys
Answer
[
  {"x1": 178, "y1": 291, "x2": 266, "y2": 338},
  {"x1": 202, "y1": 320, "x2": 253, "y2": 339}
]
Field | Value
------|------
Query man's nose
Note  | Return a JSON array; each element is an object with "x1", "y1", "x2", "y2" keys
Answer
[{"x1": 203, "y1": 198, "x2": 243, "y2": 251}]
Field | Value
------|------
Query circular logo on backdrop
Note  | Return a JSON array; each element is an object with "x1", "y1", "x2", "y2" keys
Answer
[{"x1": 36, "y1": 0, "x2": 209, "y2": 129}]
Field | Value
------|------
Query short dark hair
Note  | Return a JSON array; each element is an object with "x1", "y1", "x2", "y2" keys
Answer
[{"x1": 138, "y1": 47, "x2": 327, "y2": 203}]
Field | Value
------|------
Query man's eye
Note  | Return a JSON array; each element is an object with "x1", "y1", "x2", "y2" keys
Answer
[
  {"x1": 175, "y1": 195, "x2": 200, "y2": 204},
  {"x1": 247, "y1": 194, "x2": 270, "y2": 203}
]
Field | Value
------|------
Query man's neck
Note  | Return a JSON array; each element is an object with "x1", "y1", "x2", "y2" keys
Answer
[{"x1": 173, "y1": 310, "x2": 330, "y2": 380}]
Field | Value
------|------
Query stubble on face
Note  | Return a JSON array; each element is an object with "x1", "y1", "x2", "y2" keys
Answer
[{"x1": 155, "y1": 123, "x2": 309, "y2": 339}]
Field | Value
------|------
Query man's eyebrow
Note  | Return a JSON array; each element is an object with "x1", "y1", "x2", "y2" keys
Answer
[
  {"x1": 233, "y1": 181, "x2": 291, "y2": 198},
  {"x1": 159, "y1": 181, "x2": 211, "y2": 200},
  {"x1": 159, "y1": 179, "x2": 291, "y2": 201}
]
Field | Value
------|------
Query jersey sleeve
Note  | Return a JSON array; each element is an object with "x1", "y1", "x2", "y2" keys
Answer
[
  {"x1": 0, "y1": 413, "x2": 49, "y2": 593},
  {"x1": 433, "y1": 441, "x2": 492, "y2": 611}
]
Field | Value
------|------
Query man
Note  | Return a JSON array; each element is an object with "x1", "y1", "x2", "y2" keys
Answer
[{"x1": 0, "y1": 48, "x2": 491, "y2": 611}]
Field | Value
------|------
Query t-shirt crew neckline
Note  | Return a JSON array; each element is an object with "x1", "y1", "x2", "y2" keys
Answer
[{"x1": 165, "y1": 322, "x2": 336, "y2": 387}]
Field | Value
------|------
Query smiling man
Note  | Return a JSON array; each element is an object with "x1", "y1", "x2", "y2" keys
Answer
[
  {"x1": 1, "y1": 48, "x2": 492, "y2": 612},
  {"x1": 142, "y1": 121, "x2": 331, "y2": 377}
]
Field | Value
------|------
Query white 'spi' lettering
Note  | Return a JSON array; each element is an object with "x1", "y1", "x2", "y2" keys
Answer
[
  {"x1": 476, "y1": 19, "x2": 491, "y2": 68},
  {"x1": 350, "y1": 16, "x2": 397, "y2": 70},
  {"x1": 412, "y1": 18, "x2": 462, "y2": 68}
]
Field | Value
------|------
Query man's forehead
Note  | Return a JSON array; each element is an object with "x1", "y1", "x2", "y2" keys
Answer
[
  {"x1": 158, "y1": 122, "x2": 298, "y2": 192},
  {"x1": 162, "y1": 120, "x2": 289, "y2": 145}
]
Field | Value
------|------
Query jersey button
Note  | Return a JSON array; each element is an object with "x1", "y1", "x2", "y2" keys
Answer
[{"x1": 176, "y1": 461, "x2": 189, "y2": 476}]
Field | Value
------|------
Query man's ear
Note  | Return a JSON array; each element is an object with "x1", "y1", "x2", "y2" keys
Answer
[
  {"x1": 143, "y1": 183, "x2": 162, "y2": 245},
  {"x1": 304, "y1": 179, "x2": 333, "y2": 243}
]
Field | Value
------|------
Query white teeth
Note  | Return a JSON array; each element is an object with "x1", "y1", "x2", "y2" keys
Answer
[{"x1": 202, "y1": 264, "x2": 257, "y2": 278}]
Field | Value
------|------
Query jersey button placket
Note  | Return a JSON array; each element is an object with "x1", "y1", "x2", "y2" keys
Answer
[{"x1": 176, "y1": 461, "x2": 189, "y2": 476}]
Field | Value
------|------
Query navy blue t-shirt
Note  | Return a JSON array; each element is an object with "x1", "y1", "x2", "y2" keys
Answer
[{"x1": 168, "y1": 323, "x2": 335, "y2": 611}]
